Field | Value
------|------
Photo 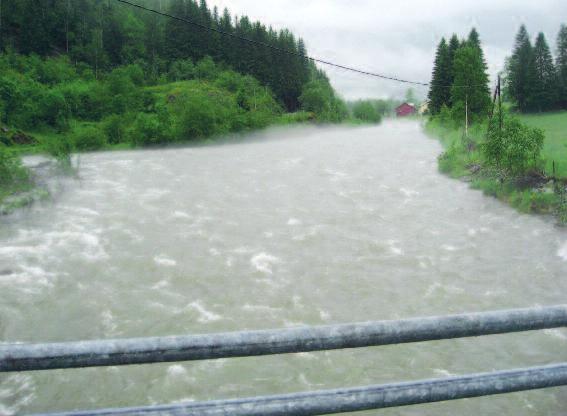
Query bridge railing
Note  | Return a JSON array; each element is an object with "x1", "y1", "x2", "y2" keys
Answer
[{"x1": 2, "y1": 305, "x2": 567, "y2": 415}]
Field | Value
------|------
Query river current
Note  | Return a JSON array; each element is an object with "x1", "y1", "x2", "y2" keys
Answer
[{"x1": 1, "y1": 121, "x2": 567, "y2": 415}]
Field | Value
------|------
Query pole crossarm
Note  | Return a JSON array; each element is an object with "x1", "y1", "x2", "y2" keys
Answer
[
  {"x1": 33, "y1": 363, "x2": 567, "y2": 416},
  {"x1": 2, "y1": 305, "x2": 567, "y2": 372}
]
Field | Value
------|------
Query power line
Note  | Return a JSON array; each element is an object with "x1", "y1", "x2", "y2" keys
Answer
[{"x1": 114, "y1": 0, "x2": 430, "y2": 87}]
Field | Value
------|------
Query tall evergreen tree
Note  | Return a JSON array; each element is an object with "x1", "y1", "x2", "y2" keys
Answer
[
  {"x1": 451, "y1": 44, "x2": 491, "y2": 120},
  {"x1": 507, "y1": 25, "x2": 537, "y2": 112},
  {"x1": 446, "y1": 34, "x2": 461, "y2": 103},
  {"x1": 557, "y1": 24, "x2": 567, "y2": 108},
  {"x1": 532, "y1": 32, "x2": 558, "y2": 111},
  {"x1": 428, "y1": 38, "x2": 450, "y2": 114}
]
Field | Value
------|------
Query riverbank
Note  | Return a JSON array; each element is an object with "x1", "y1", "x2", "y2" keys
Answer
[{"x1": 425, "y1": 117, "x2": 567, "y2": 224}]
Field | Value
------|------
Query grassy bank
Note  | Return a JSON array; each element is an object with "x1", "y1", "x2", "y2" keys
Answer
[
  {"x1": 519, "y1": 111, "x2": 567, "y2": 178},
  {"x1": 425, "y1": 116, "x2": 567, "y2": 223}
]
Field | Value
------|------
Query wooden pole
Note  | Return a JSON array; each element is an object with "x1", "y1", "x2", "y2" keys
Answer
[
  {"x1": 498, "y1": 75, "x2": 503, "y2": 132},
  {"x1": 465, "y1": 93, "x2": 469, "y2": 138}
]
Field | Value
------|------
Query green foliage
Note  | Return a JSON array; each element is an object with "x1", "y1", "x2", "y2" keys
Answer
[
  {"x1": 72, "y1": 125, "x2": 107, "y2": 151},
  {"x1": 0, "y1": 146, "x2": 30, "y2": 190},
  {"x1": 168, "y1": 59, "x2": 196, "y2": 81},
  {"x1": 352, "y1": 101, "x2": 382, "y2": 123},
  {"x1": 129, "y1": 111, "x2": 173, "y2": 146},
  {"x1": 299, "y1": 78, "x2": 348, "y2": 123},
  {"x1": 483, "y1": 116, "x2": 545, "y2": 176},
  {"x1": 172, "y1": 89, "x2": 237, "y2": 140},
  {"x1": 43, "y1": 134, "x2": 73, "y2": 169},
  {"x1": 102, "y1": 115, "x2": 129, "y2": 145},
  {"x1": 451, "y1": 45, "x2": 491, "y2": 122}
]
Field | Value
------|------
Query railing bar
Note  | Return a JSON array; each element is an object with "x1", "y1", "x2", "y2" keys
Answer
[
  {"x1": 2, "y1": 305, "x2": 567, "y2": 372},
  {"x1": 32, "y1": 363, "x2": 567, "y2": 416}
]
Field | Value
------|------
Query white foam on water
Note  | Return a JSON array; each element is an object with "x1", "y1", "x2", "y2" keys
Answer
[
  {"x1": 544, "y1": 328, "x2": 567, "y2": 341},
  {"x1": 441, "y1": 244, "x2": 458, "y2": 252},
  {"x1": 319, "y1": 309, "x2": 331, "y2": 321},
  {"x1": 172, "y1": 211, "x2": 191, "y2": 219},
  {"x1": 167, "y1": 364, "x2": 188, "y2": 378},
  {"x1": 0, "y1": 266, "x2": 54, "y2": 287},
  {"x1": 433, "y1": 369, "x2": 455, "y2": 377},
  {"x1": 287, "y1": 218, "x2": 302, "y2": 226},
  {"x1": 250, "y1": 252, "x2": 280, "y2": 275},
  {"x1": 425, "y1": 282, "x2": 465, "y2": 298},
  {"x1": 400, "y1": 188, "x2": 419, "y2": 197},
  {"x1": 186, "y1": 300, "x2": 221, "y2": 323},
  {"x1": 101, "y1": 309, "x2": 118, "y2": 335},
  {"x1": 154, "y1": 255, "x2": 177, "y2": 267},
  {"x1": 242, "y1": 303, "x2": 282, "y2": 314},
  {"x1": 557, "y1": 241, "x2": 567, "y2": 261}
]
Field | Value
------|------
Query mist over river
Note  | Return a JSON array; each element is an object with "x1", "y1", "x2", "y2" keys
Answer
[{"x1": 2, "y1": 121, "x2": 567, "y2": 415}]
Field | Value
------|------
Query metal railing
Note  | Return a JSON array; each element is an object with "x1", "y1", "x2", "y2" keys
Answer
[{"x1": 2, "y1": 305, "x2": 567, "y2": 415}]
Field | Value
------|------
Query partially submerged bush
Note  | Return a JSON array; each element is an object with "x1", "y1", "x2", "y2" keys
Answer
[
  {"x1": 72, "y1": 126, "x2": 107, "y2": 151},
  {"x1": 0, "y1": 145, "x2": 30, "y2": 192}
]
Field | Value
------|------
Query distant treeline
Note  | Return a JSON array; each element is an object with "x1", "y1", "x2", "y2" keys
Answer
[
  {"x1": 505, "y1": 24, "x2": 567, "y2": 112},
  {"x1": 0, "y1": 0, "x2": 317, "y2": 112},
  {"x1": 428, "y1": 24, "x2": 567, "y2": 117}
]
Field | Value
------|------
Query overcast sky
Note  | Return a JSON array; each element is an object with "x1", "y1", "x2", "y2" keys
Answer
[{"x1": 209, "y1": 0, "x2": 565, "y2": 100}]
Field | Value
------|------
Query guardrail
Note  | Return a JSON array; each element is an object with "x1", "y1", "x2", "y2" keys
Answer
[{"x1": 3, "y1": 305, "x2": 567, "y2": 415}]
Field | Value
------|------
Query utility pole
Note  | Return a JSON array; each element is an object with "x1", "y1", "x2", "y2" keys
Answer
[
  {"x1": 497, "y1": 74, "x2": 503, "y2": 132},
  {"x1": 465, "y1": 92, "x2": 469, "y2": 138}
]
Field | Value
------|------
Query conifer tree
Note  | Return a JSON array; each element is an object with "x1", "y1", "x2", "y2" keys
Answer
[
  {"x1": 532, "y1": 32, "x2": 558, "y2": 111},
  {"x1": 557, "y1": 24, "x2": 567, "y2": 108},
  {"x1": 451, "y1": 44, "x2": 491, "y2": 120},
  {"x1": 446, "y1": 34, "x2": 461, "y2": 102},
  {"x1": 428, "y1": 38, "x2": 450, "y2": 114},
  {"x1": 507, "y1": 25, "x2": 537, "y2": 112}
]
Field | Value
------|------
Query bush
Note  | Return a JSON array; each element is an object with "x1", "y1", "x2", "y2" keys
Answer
[
  {"x1": 172, "y1": 90, "x2": 237, "y2": 140},
  {"x1": 195, "y1": 56, "x2": 219, "y2": 81},
  {"x1": 129, "y1": 112, "x2": 171, "y2": 146},
  {"x1": 168, "y1": 59, "x2": 195, "y2": 82},
  {"x1": 72, "y1": 126, "x2": 107, "y2": 151},
  {"x1": 102, "y1": 114, "x2": 128, "y2": 144},
  {"x1": 43, "y1": 135, "x2": 73, "y2": 168},
  {"x1": 483, "y1": 116, "x2": 545, "y2": 176},
  {"x1": 352, "y1": 100, "x2": 382, "y2": 123},
  {"x1": 0, "y1": 145, "x2": 30, "y2": 191},
  {"x1": 54, "y1": 80, "x2": 104, "y2": 120}
]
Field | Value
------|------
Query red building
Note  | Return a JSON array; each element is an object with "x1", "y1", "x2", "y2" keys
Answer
[{"x1": 395, "y1": 102, "x2": 417, "y2": 117}]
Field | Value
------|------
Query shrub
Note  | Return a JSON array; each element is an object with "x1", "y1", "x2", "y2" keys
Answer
[
  {"x1": 352, "y1": 100, "x2": 382, "y2": 123},
  {"x1": 102, "y1": 114, "x2": 128, "y2": 144},
  {"x1": 129, "y1": 112, "x2": 172, "y2": 146},
  {"x1": 195, "y1": 56, "x2": 219, "y2": 81},
  {"x1": 168, "y1": 59, "x2": 195, "y2": 82},
  {"x1": 172, "y1": 90, "x2": 237, "y2": 140},
  {"x1": 43, "y1": 135, "x2": 73, "y2": 168},
  {"x1": 0, "y1": 145, "x2": 30, "y2": 190},
  {"x1": 72, "y1": 126, "x2": 107, "y2": 151},
  {"x1": 483, "y1": 116, "x2": 545, "y2": 176}
]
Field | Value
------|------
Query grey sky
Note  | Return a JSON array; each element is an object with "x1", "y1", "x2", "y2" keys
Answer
[{"x1": 211, "y1": 0, "x2": 565, "y2": 100}]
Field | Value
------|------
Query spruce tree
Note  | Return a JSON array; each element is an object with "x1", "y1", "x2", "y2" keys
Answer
[
  {"x1": 451, "y1": 45, "x2": 491, "y2": 121},
  {"x1": 557, "y1": 24, "x2": 567, "y2": 108},
  {"x1": 428, "y1": 38, "x2": 450, "y2": 114},
  {"x1": 507, "y1": 25, "x2": 537, "y2": 112},
  {"x1": 533, "y1": 32, "x2": 558, "y2": 111}
]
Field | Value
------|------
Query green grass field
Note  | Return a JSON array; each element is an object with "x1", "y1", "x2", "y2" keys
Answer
[{"x1": 519, "y1": 111, "x2": 567, "y2": 178}]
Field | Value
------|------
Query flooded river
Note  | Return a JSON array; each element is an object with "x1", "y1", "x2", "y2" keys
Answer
[{"x1": 1, "y1": 121, "x2": 567, "y2": 415}]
